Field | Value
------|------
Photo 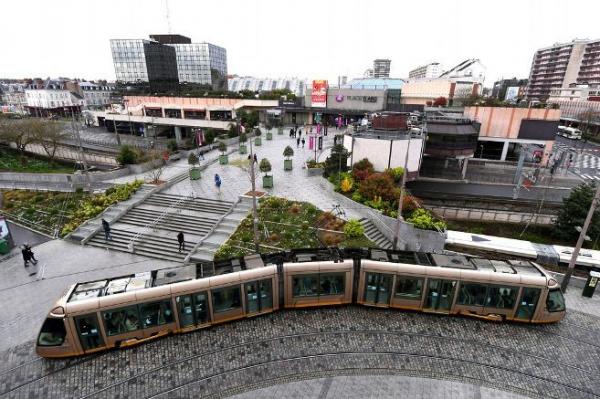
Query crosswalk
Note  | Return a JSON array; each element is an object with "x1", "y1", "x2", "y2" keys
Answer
[{"x1": 576, "y1": 173, "x2": 600, "y2": 181}]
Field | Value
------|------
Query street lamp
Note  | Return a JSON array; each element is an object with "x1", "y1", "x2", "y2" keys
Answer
[{"x1": 393, "y1": 131, "x2": 413, "y2": 250}]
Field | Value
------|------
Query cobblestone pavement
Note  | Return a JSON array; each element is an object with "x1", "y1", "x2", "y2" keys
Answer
[
  {"x1": 230, "y1": 375, "x2": 530, "y2": 399},
  {"x1": 2, "y1": 305, "x2": 600, "y2": 399}
]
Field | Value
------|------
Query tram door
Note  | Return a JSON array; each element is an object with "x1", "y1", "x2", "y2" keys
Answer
[
  {"x1": 245, "y1": 279, "x2": 273, "y2": 314},
  {"x1": 177, "y1": 292, "x2": 210, "y2": 328},
  {"x1": 364, "y1": 273, "x2": 393, "y2": 305},
  {"x1": 515, "y1": 288, "x2": 541, "y2": 321},
  {"x1": 424, "y1": 279, "x2": 457, "y2": 312},
  {"x1": 74, "y1": 314, "x2": 105, "y2": 352}
]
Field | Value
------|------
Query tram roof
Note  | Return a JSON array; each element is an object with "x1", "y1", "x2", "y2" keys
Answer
[{"x1": 65, "y1": 249, "x2": 546, "y2": 304}]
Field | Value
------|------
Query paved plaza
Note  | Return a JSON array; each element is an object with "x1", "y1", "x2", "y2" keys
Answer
[{"x1": 2, "y1": 127, "x2": 600, "y2": 398}]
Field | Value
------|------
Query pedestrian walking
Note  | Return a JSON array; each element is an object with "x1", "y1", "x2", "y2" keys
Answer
[
  {"x1": 297, "y1": 137, "x2": 300, "y2": 148},
  {"x1": 298, "y1": 130, "x2": 302, "y2": 138},
  {"x1": 198, "y1": 150, "x2": 205, "y2": 161},
  {"x1": 253, "y1": 154, "x2": 258, "y2": 163},
  {"x1": 101, "y1": 218, "x2": 112, "y2": 241},
  {"x1": 177, "y1": 231, "x2": 185, "y2": 252},
  {"x1": 302, "y1": 138, "x2": 306, "y2": 148},
  {"x1": 21, "y1": 243, "x2": 37, "y2": 267},
  {"x1": 214, "y1": 173, "x2": 222, "y2": 192},
  {"x1": 289, "y1": 128, "x2": 293, "y2": 138}
]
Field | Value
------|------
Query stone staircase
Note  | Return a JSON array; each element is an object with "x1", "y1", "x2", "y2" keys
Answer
[
  {"x1": 87, "y1": 228, "x2": 194, "y2": 262},
  {"x1": 359, "y1": 218, "x2": 393, "y2": 249},
  {"x1": 188, "y1": 199, "x2": 253, "y2": 262},
  {"x1": 144, "y1": 193, "x2": 233, "y2": 215},
  {"x1": 85, "y1": 193, "x2": 235, "y2": 262}
]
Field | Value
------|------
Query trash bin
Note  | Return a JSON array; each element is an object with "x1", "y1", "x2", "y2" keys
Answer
[
  {"x1": 0, "y1": 239, "x2": 9, "y2": 255},
  {"x1": 582, "y1": 270, "x2": 600, "y2": 298}
]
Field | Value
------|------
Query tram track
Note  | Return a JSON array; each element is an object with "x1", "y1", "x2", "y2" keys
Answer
[
  {"x1": 5, "y1": 327, "x2": 595, "y2": 398},
  {"x1": 3, "y1": 308, "x2": 600, "y2": 398}
]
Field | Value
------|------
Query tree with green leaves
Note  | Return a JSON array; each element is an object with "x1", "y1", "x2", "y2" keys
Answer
[
  {"x1": 323, "y1": 144, "x2": 350, "y2": 177},
  {"x1": 553, "y1": 182, "x2": 600, "y2": 243}
]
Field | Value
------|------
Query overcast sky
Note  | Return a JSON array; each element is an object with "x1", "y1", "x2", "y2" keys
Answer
[{"x1": 1, "y1": 0, "x2": 598, "y2": 86}]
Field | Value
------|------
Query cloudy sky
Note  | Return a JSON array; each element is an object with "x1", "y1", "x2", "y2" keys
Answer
[{"x1": 0, "y1": 0, "x2": 597, "y2": 86}]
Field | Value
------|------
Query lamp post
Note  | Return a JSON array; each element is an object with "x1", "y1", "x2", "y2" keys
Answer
[
  {"x1": 238, "y1": 112, "x2": 260, "y2": 253},
  {"x1": 561, "y1": 183, "x2": 600, "y2": 292},
  {"x1": 393, "y1": 132, "x2": 412, "y2": 250}
]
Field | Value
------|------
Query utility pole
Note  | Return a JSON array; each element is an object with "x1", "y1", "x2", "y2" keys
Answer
[
  {"x1": 70, "y1": 110, "x2": 91, "y2": 190},
  {"x1": 112, "y1": 117, "x2": 122, "y2": 145},
  {"x1": 561, "y1": 183, "x2": 600, "y2": 292},
  {"x1": 240, "y1": 113, "x2": 260, "y2": 252},
  {"x1": 393, "y1": 133, "x2": 412, "y2": 250}
]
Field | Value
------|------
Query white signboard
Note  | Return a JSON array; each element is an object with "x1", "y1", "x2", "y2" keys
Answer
[{"x1": 505, "y1": 86, "x2": 519, "y2": 102}]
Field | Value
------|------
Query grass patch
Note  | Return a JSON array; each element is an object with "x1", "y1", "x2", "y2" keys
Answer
[
  {"x1": 213, "y1": 197, "x2": 375, "y2": 260},
  {"x1": 0, "y1": 148, "x2": 75, "y2": 173}
]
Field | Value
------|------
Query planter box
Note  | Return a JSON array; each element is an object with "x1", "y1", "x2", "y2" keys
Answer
[
  {"x1": 277, "y1": 127, "x2": 284, "y2": 135},
  {"x1": 189, "y1": 167, "x2": 201, "y2": 180},
  {"x1": 306, "y1": 167, "x2": 324, "y2": 177},
  {"x1": 219, "y1": 154, "x2": 229, "y2": 165},
  {"x1": 255, "y1": 137, "x2": 262, "y2": 146},
  {"x1": 284, "y1": 159, "x2": 293, "y2": 171},
  {"x1": 266, "y1": 132, "x2": 273, "y2": 140},
  {"x1": 239, "y1": 144, "x2": 248, "y2": 154},
  {"x1": 262, "y1": 175, "x2": 273, "y2": 188}
]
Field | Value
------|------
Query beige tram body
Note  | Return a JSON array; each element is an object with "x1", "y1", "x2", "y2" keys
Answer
[{"x1": 36, "y1": 255, "x2": 566, "y2": 358}]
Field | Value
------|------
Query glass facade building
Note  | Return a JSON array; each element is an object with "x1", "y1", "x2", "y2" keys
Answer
[
  {"x1": 110, "y1": 39, "x2": 179, "y2": 91},
  {"x1": 110, "y1": 36, "x2": 227, "y2": 91},
  {"x1": 167, "y1": 42, "x2": 228, "y2": 90}
]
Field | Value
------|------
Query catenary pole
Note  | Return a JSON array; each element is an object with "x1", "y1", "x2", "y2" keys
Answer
[
  {"x1": 561, "y1": 183, "x2": 600, "y2": 292},
  {"x1": 393, "y1": 133, "x2": 412, "y2": 250},
  {"x1": 240, "y1": 112, "x2": 260, "y2": 252}
]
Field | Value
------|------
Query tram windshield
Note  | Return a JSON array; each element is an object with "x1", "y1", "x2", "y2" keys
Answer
[
  {"x1": 37, "y1": 318, "x2": 66, "y2": 346},
  {"x1": 546, "y1": 289, "x2": 566, "y2": 312}
]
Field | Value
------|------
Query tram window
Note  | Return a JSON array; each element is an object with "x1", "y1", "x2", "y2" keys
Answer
[
  {"x1": 320, "y1": 273, "x2": 345, "y2": 296},
  {"x1": 212, "y1": 286, "x2": 242, "y2": 313},
  {"x1": 139, "y1": 300, "x2": 174, "y2": 328},
  {"x1": 102, "y1": 306, "x2": 140, "y2": 336},
  {"x1": 395, "y1": 277, "x2": 423, "y2": 300},
  {"x1": 458, "y1": 283, "x2": 488, "y2": 306},
  {"x1": 485, "y1": 285, "x2": 518, "y2": 309},
  {"x1": 37, "y1": 318, "x2": 66, "y2": 346},
  {"x1": 546, "y1": 289, "x2": 566, "y2": 312},
  {"x1": 292, "y1": 275, "x2": 319, "y2": 297}
]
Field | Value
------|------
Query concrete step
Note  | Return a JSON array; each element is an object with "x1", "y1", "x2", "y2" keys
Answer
[
  {"x1": 128, "y1": 207, "x2": 219, "y2": 222},
  {"x1": 122, "y1": 209, "x2": 218, "y2": 228},
  {"x1": 152, "y1": 193, "x2": 234, "y2": 207},
  {"x1": 359, "y1": 218, "x2": 392, "y2": 249},
  {"x1": 143, "y1": 198, "x2": 231, "y2": 215},
  {"x1": 87, "y1": 230, "x2": 191, "y2": 261}
]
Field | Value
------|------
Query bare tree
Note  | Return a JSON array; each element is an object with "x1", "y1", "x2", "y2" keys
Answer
[
  {"x1": 30, "y1": 120, "x2": 69, "y2": 160},
  {"x1": 145, "y1": 151, "x2": 167, "y2": 184},
  {"x1": 0, "y1": 118, "x2": 38, "y2": 154}
]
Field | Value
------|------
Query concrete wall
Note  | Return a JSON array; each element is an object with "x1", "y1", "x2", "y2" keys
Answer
[
  {"x1": 344, "y1": 135, "x2": 423, "y2": 174},
  {"x1": 464, "y1": 107, "x2": 561, "y2": 139}
]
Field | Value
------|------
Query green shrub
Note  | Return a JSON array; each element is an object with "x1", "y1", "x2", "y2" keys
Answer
[
  {"x1": 259, "y1": 158, "x2": 272, "y2": 174},
  {"x1": 218, "y1": 141, "x2": 227, "y2": 153},
  {"x1": 188, "y1": 152, "x2": 199, "y2": 165},
  {"x1": 204, "y1": 129, "x2": 216, "y2": 145},
  {"x1": 406, "y1": 208, "x2": 447, "y2": 231},
  {"x1": 344, "y1": 219, "x2": 364, "y2": 238},
  {"x1": 352, "y1": 158, "x2": 375, "y2": 181},
  {"x1": 358, "y1": 173, "x2": 400, "y2": 202},
  {"x1": 283, "y1": 145, "x2": 294, "y2": 158},
  {"x1": 167, "y1": 139, "x2": 178, "y2": 152},
  {"x1": 116, "y1": 145, "x2": 138, "y2": 165},
  {"x1": 386, "y1": 166, "x2": 404, "y2": 183},
  {"x1": 351, "y1": 191, "x2": 364, "y2": 203}
]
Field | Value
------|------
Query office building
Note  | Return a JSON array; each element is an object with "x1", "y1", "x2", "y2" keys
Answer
[
  {"x1": 373, "y1": 59, "x2": 391, "y2": 78},
  {"x1": 526, "y1": 39, "x2": 600, "y2": 102},
  {"x1": 408, "y1": 62, "x2": 442, "y2": 80},
  {"x1": 150, "y1": 34, "x2": 228, "y2": 90},
  {"x1": 110, "y1": 38, "x2": 179, "y2": 91}
]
